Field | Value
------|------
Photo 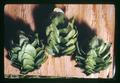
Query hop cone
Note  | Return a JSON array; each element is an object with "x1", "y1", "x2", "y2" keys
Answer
[
  {"x1": 75, "y1": 36, "x2": 112, "y2": 75},
  {"x1": 9, "y1": 30, "x2": 47, "y2": 74},
  {"x1": 46, "y1": 8, "x2": 78, "y2": 56}
]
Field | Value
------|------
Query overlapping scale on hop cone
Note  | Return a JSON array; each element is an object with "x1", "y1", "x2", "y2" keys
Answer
[
  {"x1": 46, "y1": 8, "x2": 78, "y2": 56},
  {"x1": 9, "y1": 30, "x2": 47, "y2": 74},
  {"x1": 75, "y1": 36, "x2": 112, "y2": 75}
]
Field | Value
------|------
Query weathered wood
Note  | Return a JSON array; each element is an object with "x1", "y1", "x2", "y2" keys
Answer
[{"x1": 4, "y1": 4, "x2": 115, "y2": 78}]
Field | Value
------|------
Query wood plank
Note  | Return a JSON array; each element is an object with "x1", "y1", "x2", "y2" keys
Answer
[{"x1": 4, "y1": 4, "x2": 115, "y2": 78}]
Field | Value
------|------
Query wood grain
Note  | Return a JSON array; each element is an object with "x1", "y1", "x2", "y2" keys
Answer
[{"x1": 4, "y1": 4, "x2": 115, "y2": 78}]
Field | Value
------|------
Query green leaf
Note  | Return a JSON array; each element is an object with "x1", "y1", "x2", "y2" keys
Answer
[
  {"x1": 36, "y1": 47, "x2": 43, "y2": 54},
  {"x1": 46, "y1": 25, "x2": 53, "y2": 36},
  {"x1": 98, "y1": 42, "x2": 105, "y2": 54},
  {"x1": 35, "y1": 54, "x2": 48, "y2": 68},
  {"x1": 22, "y1": 53, "x2": 34, "y2": 61},
  {"x1": 46, "y1": 46, "x2": 55, "y2": 55},
  {"x1": 47, "y1": 31, "x2": 60, "y2": 44},
  {"x1": 35, "y1": 50, "x2": 44, "y2": 59},
  {"x1": 52, "y1": 24, "x2": 60, "y2": 36},
  {"x1": 64, "y1": 29, "x2": 76, "y2": 40},
  {"x1": 25, "y1": 44, "x2": 36, "y2": 58},
  {"x1": 73, "y1": 29, "x2": 78, "y2": 38},
  {"x1": 22, "y1": 59, "x2": 34, "y2": 67},
  {"x1": 59, "y1": 28, "x2": 68, "y2": 35},
  {"x1": 18, "y1": 51, "x2": 24, "y2": 62},
  {"x1": 31, "y1": 39, "x2": 38, "y2": 47},
  {"x1": 51, "y1": 13, "x2": 65, "y2": 25},
  {"x1": 64, "y1": 48, "x2": 76, "y2": 55},
  {"x1": 75, "y1": 55, "x2": 85, "y2": 61},
  {"x1": 89, "y1": 36, "x2": 99, "y2": 48},
  {"x1": 21, "y1": 65, "x2": 34, "y2": 74},
  {"x1": 12, "y1": 47, "x2": 21, "y2": 53},
  {"x1": 62, "y1": 45, "x2": 76, "y2": 54},
  {"x1": 87, "y1": 49, "x2": 97, "y2": 57},
  {"x1": 49, "y1": 41, "x2": 59, "y2": 54},
  {"x1": 99, "y1": 43, "x2": 111, "y2": 55},
  {"x1": 66, "y1": 38, "x2": 77, "y2": 46},
  {"x1": 59, "y1": 36, "x2": 68, "y2": 44}
]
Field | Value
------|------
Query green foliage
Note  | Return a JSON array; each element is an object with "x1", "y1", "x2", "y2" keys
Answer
[
  {"x1": 46, "y1": 10, "x2": 78, "y2": 56},
  {"x1": 8, "y1": 8, "x2": 112, "y2": 76},
  {"x1": 75, "y1": 36, "x2": 112, "y2": 75},
  {"x1": 9, "y1": 30, "x2": 47, "y2": 74}
]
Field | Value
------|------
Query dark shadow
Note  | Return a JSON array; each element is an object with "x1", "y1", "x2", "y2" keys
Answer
[
  {"x1": 32, "y1": 4, "x2": 55, "y2": 44},
  {"x1": 4, "y1": 14, "x2": 18, "y2": 50},
  {"x1": 5, "y1": 5, "x2": 96, "y2": 60},
  {"x1": 76, "y1": 21, "x2": 97, "y2": 50},
  {"x1": 4, "y1": 4, "x2": 55, "y2": 59},
  {"x1": 32, "y1": 5, "x2": 96, "y2": 58},
  {"x1": 4, "y1": 14, "x2": 34, "y2": 59},
  {"x1": 71, "y1": 20, "x2": 96, "y2": 60}
]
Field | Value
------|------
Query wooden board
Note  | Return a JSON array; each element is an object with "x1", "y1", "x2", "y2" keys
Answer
[{"x1": 4, "y1": 4, "x2": 115, "y2": 78}]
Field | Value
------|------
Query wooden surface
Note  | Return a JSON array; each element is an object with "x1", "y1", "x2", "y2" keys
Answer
[{"x1": 4, "y1": 4, "x2": 115, "y2": 78}]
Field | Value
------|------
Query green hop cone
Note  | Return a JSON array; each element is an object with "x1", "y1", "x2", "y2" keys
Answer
[
  {"x1": 46, "y1": 8, "x2": 78, "y2": 56},
  {"x1": 75, "y1": 36, "x2": 112, "y2": 75},
  {"x1": 9, "y1": 30, "x2": 47, "y2": 74}
]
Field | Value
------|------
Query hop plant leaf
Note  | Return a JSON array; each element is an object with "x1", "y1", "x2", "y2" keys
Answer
[
  {"x1": 46, "y1": 8, "x2": 78, "y2": 56},
  {"x1": 75, "y1": 36, "x2": 112, "y2": 75},
  {"x1": 9, "y1": 30, "x2": 47, "y2": 74}
]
